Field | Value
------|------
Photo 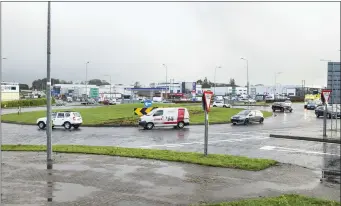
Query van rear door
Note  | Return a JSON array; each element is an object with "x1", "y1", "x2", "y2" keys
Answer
[{"x1": 177, "y1": 108, "x2": 185, "y2": 123}]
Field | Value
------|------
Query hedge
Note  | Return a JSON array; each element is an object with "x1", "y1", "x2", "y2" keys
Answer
[{"x1": 1, "y1": 98, "x2": 55, "y2": 108}]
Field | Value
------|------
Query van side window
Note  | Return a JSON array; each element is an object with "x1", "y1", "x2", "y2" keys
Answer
[{"x1": 153, "y1": 110, "x2": 164, "y2": 116}]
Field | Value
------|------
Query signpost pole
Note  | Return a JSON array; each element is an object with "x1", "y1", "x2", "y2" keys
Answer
[
  {"x1": 204, "y1": 109, "x2": 208, "y2": 156},
  {"x1": 323, "y1": 102, "x2": 327, "y2": 137}
]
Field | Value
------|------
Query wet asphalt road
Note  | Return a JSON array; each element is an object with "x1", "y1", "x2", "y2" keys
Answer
[{"x1": 2, "y1": 103, "x2": 340, "y2": 172}]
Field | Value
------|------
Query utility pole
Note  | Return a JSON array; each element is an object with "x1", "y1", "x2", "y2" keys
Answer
[
  {"x1": 85, "y1": 61, "x2": 90, "y2": 100},
  {"x1": 240, "y1": 57, "x2": 249, "y2": 97},
  {"x1": 46, "y1": 1, "x2": 53, "y2": 170}
]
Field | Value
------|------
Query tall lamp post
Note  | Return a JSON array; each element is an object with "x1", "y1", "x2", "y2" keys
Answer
[
  {"x1": 162, "y1": 64, "x2": 168, "y2": 98},
  {"x1": 85, "y1": 61, "x2": 90, "y2": 99},
  {"x1": 214, "y1": 66, "x2": 221, "y2": 95},
  {"x1": 104, "y1": 74, "x2": 112, "y2": 99},
  {"x1": 274, "y1": 72, "x2": 282, "y2": 98},
  {"x1": 240, "y1": 57, "x2": 249, "y2": 96}
]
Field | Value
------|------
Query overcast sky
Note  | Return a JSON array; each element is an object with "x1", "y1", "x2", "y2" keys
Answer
[{"x1": 1, "y1": 2, "x2": 340, "y2": 86}]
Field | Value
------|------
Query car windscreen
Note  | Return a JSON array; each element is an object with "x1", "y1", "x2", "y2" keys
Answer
[
  {"x1": 237, "y1": 110, "x2": 250, "y2": 115},
  {"x1": 52, "y1": 113, "x2": 57, "y2": 118}
]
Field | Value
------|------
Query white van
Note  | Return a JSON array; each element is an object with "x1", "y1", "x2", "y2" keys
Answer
[{"x1": 138, "y1": 107, "x2": 190, "y2": 130}]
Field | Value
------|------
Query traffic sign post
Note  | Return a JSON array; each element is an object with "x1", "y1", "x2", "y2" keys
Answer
[
  {"x1": 322, "y1": 89, "x2": 332, "y2": 138},
  {"x1": 202, "y1": 91, "x2": 213, "y2": 156}
]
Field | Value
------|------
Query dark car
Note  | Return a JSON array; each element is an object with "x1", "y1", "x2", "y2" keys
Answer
[
  {"x1": 272, "y1": 102, "x2": 293, "y2": 112},
  {"x1": 231, "y1": 110, "x2": 264, "y2": 125},
  {"x1": 315, "y1": 106, "x2": 341, "y2": 119},
  {"x1": 306, "y1": 101, "x2": 317, "y2": 110}
]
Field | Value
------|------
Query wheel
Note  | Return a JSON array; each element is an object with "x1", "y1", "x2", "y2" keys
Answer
[
  {"x1": 272, "y1": 109, "x2": 276, "y2": 112},
  {"x1": 316, "y1": 114, "x2": 319, "y2": 118},
  {"x1": 38, "y1": 121, "x2": 46, "y2": 129},
  {"x1": 280, "y1": 108, "x2": 284, "y2": 112},
  {"x1": 232, "y1": 122, "x2": 236, "y2": 125},
  {"x1": 289, "y1": 109, "x2": 293, "y2": 113},
  {"x1": 73, "y1": 125, "x2": 80, "y2": 129},
  {"x1": 223, "y1": 105, "x2": 227, "y2": 108},
  {"x1": 243, "y1": 119, "x2": 249, "y2": 125},
  {"x1": 145, "y1": 122, "x2": 154, "y2": 130},
  {"x1": 177, "y1": 121, "x2": 185, "y2": 129},
  {"x1": 213, "y1": 105, "x2": 217, "y2": 107},
  {"x1": 259, "y1": 118, "x2": 264, "y2": 124},
  {"x1": 64, "y1": 121, "x2": 72, "y2": 130},
  {"x1": 328, "y1": 114, "x2": 332, "y2": 119}
]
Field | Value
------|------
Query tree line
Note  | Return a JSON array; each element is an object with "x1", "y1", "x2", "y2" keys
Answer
[{"x1": 196, "y1": 77, "x2": 237, "y2": 88}]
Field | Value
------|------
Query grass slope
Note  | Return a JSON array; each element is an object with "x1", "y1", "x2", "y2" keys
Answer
[
  {"x1": 1, "y1": 103, "x2": 272, "y2": 126},
  {"x1": 197, "y1": 194, "x2": 340, "y2": 206},
  {"x1": 2, "y1": 144, "x2": 277, "y2": 171}
]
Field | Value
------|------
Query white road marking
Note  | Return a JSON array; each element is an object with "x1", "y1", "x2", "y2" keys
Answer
[
  {"x1": 139, "y1": 137, "x2": 269, "y2": 148},
  {"x1": 260, "y1": 145, "x2": 340, "y2": 156}
]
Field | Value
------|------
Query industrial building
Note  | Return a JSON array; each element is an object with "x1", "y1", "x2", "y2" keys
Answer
[
  {"x1": 1, "y1": 82, "x2": 20, "y2": 101},
  {"x1": 327, "y1": 62, "x2": 340, "y2": 104}
]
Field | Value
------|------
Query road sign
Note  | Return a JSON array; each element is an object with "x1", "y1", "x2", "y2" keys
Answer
[
  {"x1": 322, "y1": 89, "x2": 332, "y2": 103},
  {"x1": 202, "y1": 91, "x2": 213, "y2": 112},
  {"x1": 89, "y1": 88, "x2": 99, "y2": 98},
  {"x1": 144, "y1": 100, "x2": 153, "y2": 108}
]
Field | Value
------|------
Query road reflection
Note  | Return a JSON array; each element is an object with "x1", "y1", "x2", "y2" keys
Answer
[
  {"x1": 321, "y1": 142, "x2": 340, "y2": 184},
  {"x1": 47, "y1": 169, "x2": 54, "y2": 203}
]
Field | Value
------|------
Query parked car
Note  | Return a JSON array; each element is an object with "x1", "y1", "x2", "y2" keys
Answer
[
  {"x1": 212, "y1": 101, "x2": 231, "y2": 108},
  {"x1": 138, "y1": 107, "x2": 190, "y2": 130},
  {"x1": 284, "y1": 100, "x2": 292, "y2": 107},
  {"x1": 306, "y1": 100, "x2": 317, "y2": 110},
  {"x1": 230, "y1": 110, "x2": 264, "y2": 125},
  {"x1": 272, "y1": 102, "x2": 293, "y2": 112},
  {"x1": 55, "y1": 100, "x2": 66, "y2": 106},
  {"x1": 36, "y1": 111, "x2": 83, "y2": 130},
  {"x1": 315, "y1": 106, "x2": 341, "y2": 119},
  {"x1": 67, "y1": 97, "x2": 73, "y2": 103},
  {"x1": 244, "y1": 99, "x2": 256, "y2": 104}
]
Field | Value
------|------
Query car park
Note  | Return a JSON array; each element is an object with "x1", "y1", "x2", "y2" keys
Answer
[
  {"x1": 272, "y1": 102, "x2": 293, "y2": 112},
  {"x1": 55, "y1": 100, "x2": 66, "y2": 106},
  {"x1": 138, "y1": 107, "x2": 190, "y2": 130},
  {"x1": 230, "y1": 110, "x2": 264, "y2": 125},
  {"x1": 212, "y1": 101, "x2": 231, "y2": 108},
  {"x1": 315, "y1": 106, "x2": 341, "y2": 119},
  {"x1": 244, "y1": 99, "x2": 256, "y2": 104},
  {"x1": 36, "y1": 111, "x2": 83, "y2": 130}
]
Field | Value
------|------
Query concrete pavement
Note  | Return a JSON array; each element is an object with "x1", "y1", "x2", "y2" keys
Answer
[{"x1": 2, "y1": 152, "x2": 340, "y2": 205}]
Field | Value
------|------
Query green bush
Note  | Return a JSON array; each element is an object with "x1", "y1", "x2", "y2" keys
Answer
[{"x1": 1, "y1": 98, "x2": 55, "y2": 108}]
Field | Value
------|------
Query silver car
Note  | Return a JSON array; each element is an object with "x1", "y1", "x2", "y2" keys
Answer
[{"x1": 231, "y1": 110, "x2": 264, "y2": 125}]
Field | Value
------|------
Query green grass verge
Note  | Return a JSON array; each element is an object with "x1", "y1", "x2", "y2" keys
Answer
[
  {"x1": 1, "y1": 103, "x2": 272, "y2": 126},
  {"x1": 1, "y1": 144, "x2": 277, "y2": 171},
  {"x1": 196, "y1": 194, "x2": 340, "y2": 206}
]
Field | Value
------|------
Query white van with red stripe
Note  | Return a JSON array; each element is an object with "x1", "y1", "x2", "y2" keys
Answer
[{"x1": 138, "y1": 107, "x2": 190, "y2": 130}]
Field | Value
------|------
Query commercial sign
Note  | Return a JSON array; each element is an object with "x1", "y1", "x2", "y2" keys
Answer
[{"x1": 192, "y1": 82, "x2": 196, "y2": 93}]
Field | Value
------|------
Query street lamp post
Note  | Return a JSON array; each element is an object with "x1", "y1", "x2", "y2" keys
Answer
[
  {"x1": 104, "y1": 74, "x2": 112, "y2": 99},
  {"x1": 214, "y1": 66, "x2": 221, "y2": 95},
  {"x1": 85, "y1": 61, "x2": 90, "y2": 99},
  {"x1": 162, "y1": 64, "x2": 168, "y2": 98},
  {"x1": 240, "y1": 57, "x2": 249, "y2": 97},
  {"x1": 274, "y1": 72, "x2": 282, "y2": 98}
]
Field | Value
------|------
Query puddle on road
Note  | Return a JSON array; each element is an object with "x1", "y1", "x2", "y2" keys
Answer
[{"x1": 47, "y1": 181, "x2": 99, "y2": 203}]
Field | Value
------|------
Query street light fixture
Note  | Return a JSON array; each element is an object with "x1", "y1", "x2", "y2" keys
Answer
[
  {"x1": 274, "y1": 72, "x2": 282, "y2": 96},
  {"x1": 214, "y1": 66, "x2": 221, "y2": 95},
  {"x1": 85, "y1": 61, "x2": 90, "y2": 99},
  {"x1": 162, "y1": 64, "x2": 168, "y2": 98},
  {"x1": 240, "y1": 57, "x2": 249, "y2": 96},
  {"x1": 104, "y1": 74, "x2": 112, "y2": 99}
]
